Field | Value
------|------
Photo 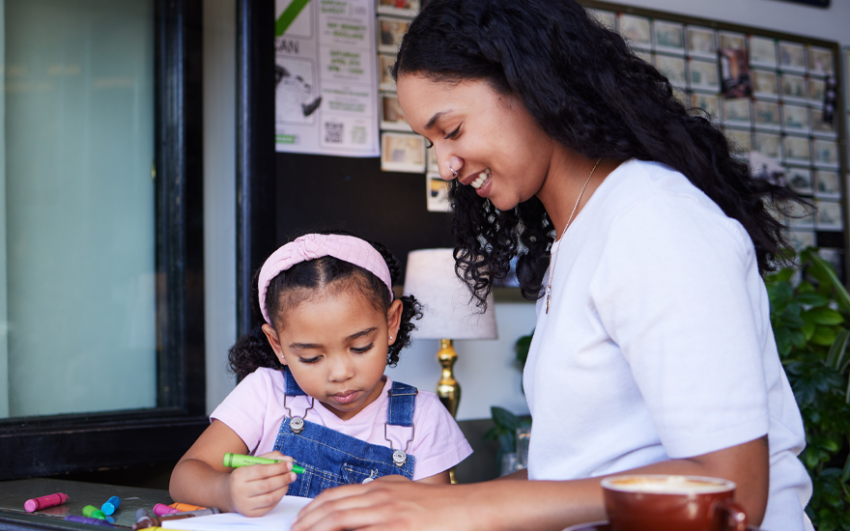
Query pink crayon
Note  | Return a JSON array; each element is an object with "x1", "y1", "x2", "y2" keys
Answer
[
  {"x1": 24, "y1": 492, "x2": 69, "y2": 513},
  {"x1": 153, "y1": 503, "x2": 180, "y2": 516}
]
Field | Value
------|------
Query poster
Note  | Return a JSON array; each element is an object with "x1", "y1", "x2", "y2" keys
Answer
[{"x1": 275, "y1": 0, "x2": 379, "y2": 157}]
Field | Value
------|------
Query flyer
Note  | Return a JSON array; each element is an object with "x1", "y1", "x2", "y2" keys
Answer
[{"x1": 275, "y1": 0, "x2": 379, "y2": 157}]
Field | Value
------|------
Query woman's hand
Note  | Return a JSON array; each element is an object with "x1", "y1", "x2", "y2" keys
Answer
[{"x1": 225, "y1": 451, "x2": 298, "y2": 517}]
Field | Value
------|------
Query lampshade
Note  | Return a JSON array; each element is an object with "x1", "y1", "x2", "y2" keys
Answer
[{"x1": 403, "y1": 248, "x2": 498, "y2": 340}]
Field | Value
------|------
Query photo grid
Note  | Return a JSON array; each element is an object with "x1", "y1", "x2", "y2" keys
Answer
[{"x1": 591, "y1": 8, "x2": 845, "y2": 276}]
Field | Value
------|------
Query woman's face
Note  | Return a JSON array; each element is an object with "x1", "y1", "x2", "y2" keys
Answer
[{"x1": 397, "y1": 73, "x2": 558, "y2": 211}]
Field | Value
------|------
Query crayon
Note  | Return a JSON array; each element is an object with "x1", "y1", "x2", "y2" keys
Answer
[
  {"x1": 83, "y1": 505, "x2": 107, "y2": 519},
  {"x1": 64, "y1": 515, "x2": 115, "y2": 527},
  {"x1": 24, "y1": 492, "x2": 68, "y2": 512},
  {"x1": 153, "y1": 503, "x2": 180, "y2": 516},
  {"x1": 101, "y1": 495, "x2": 121, "y2": 515},
  {"x1": 169, "y1": 502, "x2": 207, "y2": 512},
  {"x1": 135, "y1": 508, "x2": 150, "y2": 522},
  {"x1": 164, "y1": 508, "x2": 220, "y2": 517},
  {"x1": 223, "y1": 452, "x2": 306, "y2": 474},
  {"x1": 132, "y1": 512, "x2": 196, "y2": 530}
]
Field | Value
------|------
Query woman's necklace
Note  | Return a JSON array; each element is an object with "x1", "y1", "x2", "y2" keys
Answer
[{"x1": 545, "y1": 158, "x2": 602, "y2": 314}]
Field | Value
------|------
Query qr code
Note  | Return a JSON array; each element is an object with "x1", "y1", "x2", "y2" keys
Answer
[{"x1": 324, "y1": 122, "x2": 344, "y2": 143}]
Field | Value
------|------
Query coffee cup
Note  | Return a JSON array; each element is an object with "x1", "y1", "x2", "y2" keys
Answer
[{"x1": 601, "y1": 474, "x2": 748, "y2": 531}]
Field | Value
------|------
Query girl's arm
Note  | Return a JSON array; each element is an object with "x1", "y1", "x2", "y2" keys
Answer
[
  {"x1": 291, "y1": 437, "x2": 768, "y2": 531},
  {"x1": 169, "y1": 419, "x2": 298, "y2": 516},
  {"x1": 416, "y1": 470, "x2": 451, "y2": 484}
]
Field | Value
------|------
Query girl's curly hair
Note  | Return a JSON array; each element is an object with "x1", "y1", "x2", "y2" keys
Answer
[
  {"x1": 393, "y1": 0, "x2": 801, "y2": 308},
  {"x1": 228, "y1": 231, "x2": 423, "y2": 379}
]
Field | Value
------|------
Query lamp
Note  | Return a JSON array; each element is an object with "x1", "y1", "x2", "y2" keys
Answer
[{"x1": 402, "y1": 249, "x2": 498, "y2": 420}]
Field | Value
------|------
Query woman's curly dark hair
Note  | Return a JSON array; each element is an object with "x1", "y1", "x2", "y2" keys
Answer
[
  {"x1": 393, "y1": 0, "x2": 800, "y2": 307},
  {"x1": 228, "y1": 231, "x2": 423, "y2": 379}
]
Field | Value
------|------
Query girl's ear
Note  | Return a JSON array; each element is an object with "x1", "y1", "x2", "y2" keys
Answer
[
  {"x1": 386, "y1": 299, "x2": 403, "y2": 345},
  {"x1": 262, "y1": 323, "x2": 287, "y2": 365}
]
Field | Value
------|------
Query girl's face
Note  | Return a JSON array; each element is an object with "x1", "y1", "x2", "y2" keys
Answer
[
  {"x1": 263, "y1": 286, "x2": 403, "y2": 421},
  {"x1": 397, "y1": 73, "x2": 559, "y2": 212}
]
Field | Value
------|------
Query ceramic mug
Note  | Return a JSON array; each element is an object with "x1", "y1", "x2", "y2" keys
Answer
[{"x1": 601, "y1": 475, "x2": 748, "y2": 531}]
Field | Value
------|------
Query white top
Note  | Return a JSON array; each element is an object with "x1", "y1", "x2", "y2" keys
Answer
[
  {"x1": 524, "y1": 159, "x2": 813, "y2": 531},
  {"x1": 212, "y1": 368, "x2": 473, "y2": 481}
]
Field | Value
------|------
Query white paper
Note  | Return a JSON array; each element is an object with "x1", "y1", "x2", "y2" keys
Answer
[
  {"x1": 162, "y1": 496, "x2": 312, "y2": 531},
  {"x1": 275, "y1": 0, "x2": 379, "y2": 157}
]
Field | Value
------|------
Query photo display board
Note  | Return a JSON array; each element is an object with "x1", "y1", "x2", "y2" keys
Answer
[{"x1": 276, "y1": 0, "x2": 848, "y2": 282}]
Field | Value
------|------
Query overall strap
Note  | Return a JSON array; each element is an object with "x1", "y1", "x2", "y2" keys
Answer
[
  {"x1": 285, "y1": 366, "x2": 307, "y2": 396},
  {"x1": 386, "y1": 381, "x2": 417, "y2": 427}
]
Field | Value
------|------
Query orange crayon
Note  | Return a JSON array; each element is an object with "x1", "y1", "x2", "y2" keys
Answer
[{"x1": 168, "y1": 502, "x2": 207, "y2": 512}]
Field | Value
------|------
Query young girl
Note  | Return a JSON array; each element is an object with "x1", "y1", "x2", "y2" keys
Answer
[{"x1": 169, "y1": 232, "x2": 473, "y2": 516}]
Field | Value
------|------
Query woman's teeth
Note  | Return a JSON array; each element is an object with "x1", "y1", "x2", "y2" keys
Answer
[{"x1": 471, "y1": 168, "x2": 492, "y2": 189}]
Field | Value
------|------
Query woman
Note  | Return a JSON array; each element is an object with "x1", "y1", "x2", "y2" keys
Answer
[{"x1": 292, "y1": 0, "x2": 812, "y2": 529}]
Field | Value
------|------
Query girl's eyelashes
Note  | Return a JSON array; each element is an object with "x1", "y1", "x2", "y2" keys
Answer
[
  {"x1": 425, "y1": 140, "x2": 434, "y2": 149},
  {"x1": 351, "y1": 343, "x2": 374, "y2": 354},
  {"x1": 444, "y1": 126, "x2": 461, "y2": 140},
  {"x1": 299, "y1": 356, "x2": 321, "y2": 364}
]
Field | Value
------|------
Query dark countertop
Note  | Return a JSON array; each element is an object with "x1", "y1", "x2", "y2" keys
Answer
[{"x1": 0, "y1": 478, "x2": 172, "y2": 529}]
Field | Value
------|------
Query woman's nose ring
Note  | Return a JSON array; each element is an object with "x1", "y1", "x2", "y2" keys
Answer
[{"x1": 448, "y1": 164, "x2": 458, "y2": 178}]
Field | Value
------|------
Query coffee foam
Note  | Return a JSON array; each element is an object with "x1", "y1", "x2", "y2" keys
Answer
[{"x1": 604, "y1": 475, "x2": 733, "y2": 494}]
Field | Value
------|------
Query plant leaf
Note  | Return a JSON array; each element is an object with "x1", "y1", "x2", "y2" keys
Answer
[
  {"x1": 809, "y1": 307, "x2": 845, "y2": 326},
  {"x1": 798, "y1": 291, "x2": 831, "y2": 307},
  {"x1": 826, "y1": 330, "x2": 850, "y2": 369},
  {"x1": 809, "y1": 252, "x2": 850, "y2": 314},
  {"x1": 812, "y1": 326, "x2": 839, "y2": 347},
  {"x1": 842, "y1": 454, "x2": 850, "y2": 483}
]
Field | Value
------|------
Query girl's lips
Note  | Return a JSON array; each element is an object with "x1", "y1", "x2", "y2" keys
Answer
[
  {"x1": 474, "y1": 173, "x2": 492, "y2": 198},
  {"x1": 329, "y1": 390, "x2": 360, "y2": 405}
]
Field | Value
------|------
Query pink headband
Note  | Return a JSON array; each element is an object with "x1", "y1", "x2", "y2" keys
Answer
[{"x1": 258, "y1": 234, "x2": 394, "y2": 324}]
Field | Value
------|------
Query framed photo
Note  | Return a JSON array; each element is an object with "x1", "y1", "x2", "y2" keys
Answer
[
  {"x1": 619, "y1": 14, "x2": 651, "y2": 50},
  {"x1": 786, "y1": 166, "x2": 813, "y2": 195},
  {"x1": 789, "y1": 230, "x2": 816, "y2": 253},
  {"x1": 426, "y1": 174, "x2": 451, "y2": 212},
  {"x1": 811, "y1": 108, "x2": 836, "y2": 137},
  {"x1": 815, "y1": 170, "x2": 841, "y2": 198},
  {"x1": 723, "y1": 98, "x2": 751, "y2": 125},
  {"x1": 380, "y1": 132, "x2": 425, "y2": 173},
  {"x1": 378, "y1": 54, "x2": 397, "y2": 92},
  {"x1": 377, "y1": 17, "x2": 410, "y2": 54},
  {"x1": 588, "y1": 9, "x2": 617, "y2": 31},
  {"x1": 779, "y1": 42, "x2": 806, "y2": 72},
  {"x1": 807, "y1": 46, "x2": 834, "y2": 76},
  {"x1": 754, "y1": 101, "x2": 781, "y2": 130},
  {"x1": 754, "y1": 132, "x2": 782, "y2": 159},
  {"x1": 782, "y1": 104, "x2": 810, "y2": 132},
  {"x1": 634, "y1": 50, "x2": 653, "y2": 65},
  {"x1": 427, "y1": 145, "x2": 439, "y2": 173},
  {"x1": 749, "y1": 36, "x2": 777, "y2": 67},
  {"x1": 655, "y1": 54, "x2": 686, "y2": 86},
  {"x1": 719, "y1": 48, "x2": 751, "y2": 98},
  {"x1": 808, "y1": 78, "x2": 825, "y2": 105},
  {"x1": 786, "y1": 197, "x2": 815, "y2": 228},
  {"x1": 751, "y1": 70, "x2": 778, "y2": 99},
  {"x1": 724, "y1": 128, "x2": 751, "y2": 154},
  {"x1": 813, "y1": 139, "x2": 839, "y2": 167},
  {"x1": 687, "y1": 26, "x2": 716, "y2": 58},
  {"x1": 816, "y1": 200, "x2": 843, "y2": 230},
  {"x1": 783, "y1": 135, "x2": 811, "y2": 163},
  {"x1": 688, "y1": 59, "x2": 719, "y2": 91},
  {"x1": 654, "y1": 21, "x2": 684, "y2": 54},
  {"x1": 673, "y1": 88, "x2": 689, "y2": 107},
  {"x1": 376, "y1": 0, "x2": 419, "y2": 18},
  {"x1": 781, "y1": 74, "x2": 807, "y2": 102},
  {"x1": 380, "y1": 93, "x2": 412, "y2": 132},
  {"x1": 690, "y1": 92, "x2": 720, "y2": 122},
  {"x1": 719, "y1": 32, "x2": 745, "y2": 51}
]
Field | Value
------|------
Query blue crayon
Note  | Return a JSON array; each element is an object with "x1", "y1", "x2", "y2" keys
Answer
[
  {"x1": 102, "y1": 495, "x2": 121, "y2": 515},
  {"x1": 64, "y1": 515, "x2": 115, "y2": 527}
]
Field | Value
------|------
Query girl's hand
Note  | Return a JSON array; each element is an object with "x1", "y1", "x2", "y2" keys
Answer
[{"x1": 226, "y1": 451, "x2": 298, "y2": 517}]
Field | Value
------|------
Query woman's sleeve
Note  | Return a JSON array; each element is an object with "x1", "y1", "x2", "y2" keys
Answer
[
  {"x1": 409, "y1": 392, "x2": 474, "y2": 480},
  {"x1": 589, "y1": 195, "x2": 770, "y2": 458}
]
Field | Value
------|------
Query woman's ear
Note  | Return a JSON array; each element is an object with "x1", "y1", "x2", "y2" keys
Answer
[
  {"x1": 387, "y1": 299, "x2": 403, "y2": 345},
  {"x1": 262, "y1": 323, "x2": 287, "y2": 365}
]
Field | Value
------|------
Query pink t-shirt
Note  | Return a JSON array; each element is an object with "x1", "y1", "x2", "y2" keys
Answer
[{"x1": 211, "y1": 368, "x2": 473, "y2": 481}]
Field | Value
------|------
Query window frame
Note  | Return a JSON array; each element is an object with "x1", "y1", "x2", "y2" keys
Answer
[{"x1": 0, "y1": 0, "x2": 207, "y2": 480}]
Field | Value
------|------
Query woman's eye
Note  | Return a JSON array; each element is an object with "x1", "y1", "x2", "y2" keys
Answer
[
  {"x1": 444, "y1": 126, "x2": 460, "y2": 140},
  {"x1": 352, "y1": 343, "x2": 374, "y2": 354},
  {"x1": 426, "y1": 140, "x2": 434, "y2": 149},
  {"x1": 299, "y1": 356, "x2": 321, "y2": 364}
]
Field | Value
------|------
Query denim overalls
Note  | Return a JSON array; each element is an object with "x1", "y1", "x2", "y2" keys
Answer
[{"x1": 273, "y1": 367, "x2": 417, "y2": 498}]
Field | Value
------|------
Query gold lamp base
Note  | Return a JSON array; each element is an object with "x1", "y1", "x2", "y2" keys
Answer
[{"x1": 436, "y1": 338, "x2": 460, "y2": 484}]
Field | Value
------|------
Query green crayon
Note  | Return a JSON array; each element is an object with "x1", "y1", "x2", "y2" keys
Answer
[{"x1": 223, "y1": 452, "x2": 305, "y2": 474}]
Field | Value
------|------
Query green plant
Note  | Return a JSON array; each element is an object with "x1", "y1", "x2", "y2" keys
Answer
[
  {"x1": 766, "y1": 248, "x2": 850, "y2": 531},
  {"x1": 484, "y1": 406, "x2": 531, "y2": 466}
]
